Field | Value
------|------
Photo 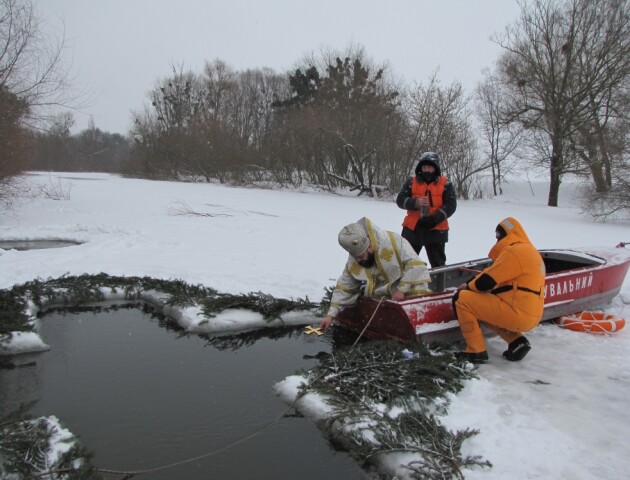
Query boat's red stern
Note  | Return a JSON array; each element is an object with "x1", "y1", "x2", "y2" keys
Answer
[
  {"x1": 398, "y1": 292, "x2": 459, "y2": 336},
  {"x1": 336, "y1": 292, "x2": 458, "y2": 343},
  {"x1": 335, "y1": 297, "x2": 416, "y2": 342}
]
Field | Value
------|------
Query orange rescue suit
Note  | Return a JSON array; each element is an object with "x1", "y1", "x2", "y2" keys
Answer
[
  {"x1": 454, "y1": 217, "x2": 545, "y2": 353},
  {"x1": 402, "y1": 176, "x2": 449, "y2": 231}
]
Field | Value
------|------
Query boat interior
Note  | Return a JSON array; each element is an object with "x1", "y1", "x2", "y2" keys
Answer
[
  {"x1": 539, "y1": 250, "x2": 603, "y2": 273},
  {"x1": 427, "y1": 249, "x2": 604, "y2": 292}
]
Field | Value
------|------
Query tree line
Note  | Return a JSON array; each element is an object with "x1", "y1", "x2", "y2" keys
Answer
[{"x1": 2, "y1": 0, "x2": 629, "y2": 215}]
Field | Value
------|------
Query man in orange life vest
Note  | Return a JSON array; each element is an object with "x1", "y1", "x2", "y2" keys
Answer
[
  {"x1": 396, "y1": 152, "x2": 457, "y2": 270},
  {"x1": 452, "y1": 217, "x2": 545, "y2": 364}
]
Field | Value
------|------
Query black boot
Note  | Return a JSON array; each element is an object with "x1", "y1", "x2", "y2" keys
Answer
[
  {"x1": 503, "y1": 336, "x2": 531, "y2": 361},
  {"x1": 455, "y1": 351, "x2": 489, "y2": 364}
]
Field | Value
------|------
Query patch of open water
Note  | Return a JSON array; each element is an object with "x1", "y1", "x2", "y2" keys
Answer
[
  {"x1": 0, "y1": 304, "x2": 370, "y2": 479},
  {"x1": 0, "y1": 239, "x2": 82, "y2": 250}
]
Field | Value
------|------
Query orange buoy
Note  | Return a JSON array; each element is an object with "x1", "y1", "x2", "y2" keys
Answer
[{"x1": 555, "y1": 311, "x2": 626, "y2": 334}]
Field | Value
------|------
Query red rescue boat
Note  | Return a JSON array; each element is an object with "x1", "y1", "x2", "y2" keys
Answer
[{"x1": 335, "y1": 245, "x2": 630, "y2": 343}]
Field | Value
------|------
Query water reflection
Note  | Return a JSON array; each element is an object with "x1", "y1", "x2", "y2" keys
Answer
[
  {"x1": 202, "y1": 326, "x2": 305, "y2": 351},
  {"x1": 0, "y1": 303, "x2": 370, "y2": 479}
]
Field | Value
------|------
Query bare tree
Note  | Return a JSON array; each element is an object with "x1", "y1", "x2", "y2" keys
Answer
[
  {"x1": 475, "y1": 70, "x2": 523, "y2": 196},
  {"x1": 203, "y1": 61, "x2": 289, "y2": 183},
  {"x1": 0, "y1": 85, "x2": 28, "y2": 207},
  {"x1": 0, "y1": 0, "x2": 74, "y2": 207},
  {"x1": 493, "y1": 0, "x2": 630, "y2": 206},
  {"x1": 578, "y1": 85, "x2": 630, "y2": 217},
  {"x1": 129, "y1": 61, "x2": 289, "y2": 183},
  {"x1": 145, "y1": 65, "x2": 207, "y2": 179},
  {"x1": 404, "y1": 73, "x2": 480, "y2": 198},
  {"x1": 0, "y1": 0, "x2": 73, "y2": 124},
  {"x1": 271, "y1": 45, "x2": 405, "y2": 194},
  {"x1": 404, "y1": 72, "x2": 450, "y2": 167},
  {"x1": 568, "y1": 1, "x2": 630, "y2": 194}
]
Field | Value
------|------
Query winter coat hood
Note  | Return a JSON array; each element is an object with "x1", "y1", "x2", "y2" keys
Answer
[
  {"x1": 488, "y1": 217, "x2": 533, "y2": 260},
  {"x1": 414, "y1": 152, "x2": 442, "y2": 181}
]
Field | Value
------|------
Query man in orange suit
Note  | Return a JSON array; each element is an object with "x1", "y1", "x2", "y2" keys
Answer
[{"x1": 452, "y1": 217, "x2": 545, "y2": 364}]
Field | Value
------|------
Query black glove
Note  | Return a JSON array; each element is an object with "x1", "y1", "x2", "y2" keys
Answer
[{"x1": 418, "y1": 214, "x2": 439, "y2": 228}]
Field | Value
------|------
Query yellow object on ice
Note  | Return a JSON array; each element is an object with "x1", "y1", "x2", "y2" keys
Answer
[{"x1": 304, "y1": 326, "x2": 323, "y2": 336}]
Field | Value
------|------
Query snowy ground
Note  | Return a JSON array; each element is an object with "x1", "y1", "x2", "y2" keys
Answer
[{"x1": 1, "y1": 171, "x2": 629, "y2": 479}]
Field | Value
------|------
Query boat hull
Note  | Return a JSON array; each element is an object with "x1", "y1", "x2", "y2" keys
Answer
[{"x1": 335, "y1": 247, "x2": 630, "y2": 343}]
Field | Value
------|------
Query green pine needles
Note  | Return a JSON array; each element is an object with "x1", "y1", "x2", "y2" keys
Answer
[
  {"x1": 0, "y1": 403, "x2": 100, "y2": 479},
  {"x1": 0, "y1": 273, "x2": 319, "y2": 340},
  {"x1": 299, "y1": 341, "x2": 492, "y2": 479},
  {"x1": 201, "y1": 291, "x2": 316, "y2": 320}
]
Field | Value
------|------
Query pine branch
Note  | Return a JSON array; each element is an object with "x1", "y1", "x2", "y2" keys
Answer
[
  {"x1": 300, "y1": 341, "x2": 492, "y2": 479},
  {"x1": 0, "y1": 415, "x2": 100, "y2": 479},
  {"x1": 201, "y1": 291, "x2": 317, "y2": 321},
  {"x1": 2, "y1": 273, "x2": 323, "y2": 337}
]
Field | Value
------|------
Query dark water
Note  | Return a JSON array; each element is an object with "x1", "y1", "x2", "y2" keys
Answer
[
  {"x1": 0, "y1": 305, "x2": 370, "y2": 479},
  {"x1": 0, "y1": 239, "x2": 82, "y2": 250}
]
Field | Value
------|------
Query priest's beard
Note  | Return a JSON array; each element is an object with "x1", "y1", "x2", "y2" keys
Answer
[{"x1": 358, "y1": 252, "x2": 376, "y2": 268}]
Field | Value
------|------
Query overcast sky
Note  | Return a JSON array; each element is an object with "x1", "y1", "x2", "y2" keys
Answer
[{"x1": 37, "y1": 0, "x2": 522, "y2": 135}]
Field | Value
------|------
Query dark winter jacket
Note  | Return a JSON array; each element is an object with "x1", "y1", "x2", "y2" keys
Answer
[{"x1": 396, "y1": 155, "x2": 457, "y2": 244}]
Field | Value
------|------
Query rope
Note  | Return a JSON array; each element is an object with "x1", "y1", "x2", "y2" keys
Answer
[
  {"x1": 34, "y1": 298, "x2": 389, "y2": 478},
  {"x1": 352, "y1": 296, "x2": 385, "y2": 348},
  {"x1": 94, "y1": 395, "x2": 303, "y2": 478},
  {"x1": 34, "y1": 364, "x2": 332, "y2": 479}
]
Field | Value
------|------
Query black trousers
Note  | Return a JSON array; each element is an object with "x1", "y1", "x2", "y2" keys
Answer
[
  {"x1": 419, "y1": 243, "x2": 446, "y2": 268},
  {"x1": 401, "y1": 228, "x2": 447, "y2": 268}
]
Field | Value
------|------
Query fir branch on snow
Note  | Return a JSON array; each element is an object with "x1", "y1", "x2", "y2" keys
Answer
[
  {"x1": 0, "y1": 406, "x2": 99, "y2": 479},
  {"x1": 0, "y1": 273, "x2": 317, "y2": 337},
  {"x1": 0, "y1": 287, "x2": 33, "y2": 338},
  {"x1": 317, "y1": 285, "x2": 334, "y2": 316},
  {"x1": 19, "y1": 273, "x2": 218, "y2": 309},
  {"x1": 366, "y1": 410, "x2": 491, "y2": 480},
  {"x1": 299, "y1": 341, "x2": 491, "y2": 479},
  {"x1": 200, "y1": 291, "x2": 317, "y2": 321},
  {"x1": 305, "y1": 341, "x2": 473, "y2": 406}
]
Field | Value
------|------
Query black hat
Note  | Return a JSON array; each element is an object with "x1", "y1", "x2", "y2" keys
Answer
[{"x1": 415, "y1": 151, "x2": 441, "y2": 177}]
